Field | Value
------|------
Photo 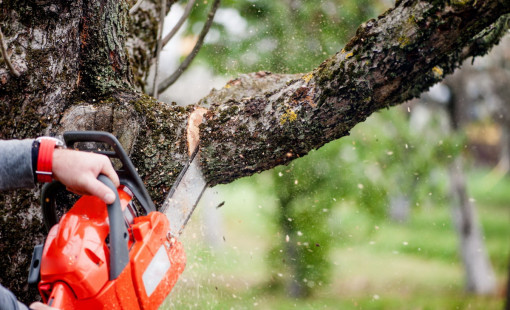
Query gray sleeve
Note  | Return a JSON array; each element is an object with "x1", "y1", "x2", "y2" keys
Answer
[
  {"x1": 0, "y1": 139, "x2": 36, "y2": 191},
  {"x1": 0, "y1": 284, "x2": 29, "y2": 310}
]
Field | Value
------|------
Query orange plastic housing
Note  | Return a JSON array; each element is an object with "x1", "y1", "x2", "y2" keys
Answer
[{"x1": 39, "y1": 189, "x2": 186, "y2": 309}]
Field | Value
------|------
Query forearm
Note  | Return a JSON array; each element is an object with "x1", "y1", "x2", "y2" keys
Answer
[
  {"x1": 0, "y1": 139, "x2": 35, "y2": 191},
  {"x1": 0, "y1": 284, "x2": 29, "y2": 310}
]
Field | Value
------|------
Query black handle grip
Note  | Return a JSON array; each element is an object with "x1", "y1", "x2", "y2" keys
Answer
[
  {"x1": 97, "y1": 174, "x2": 130, "y2": 280},
  {"x1": 41, "y1": 181, "x2": 66, "y2": 232}
]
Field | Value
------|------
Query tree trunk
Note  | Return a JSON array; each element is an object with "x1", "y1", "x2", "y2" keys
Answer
[
  {"x1": 0, "y1": 0, "x2": 509, "y2": 302},
  {"x1": 278, "y1": 198, "x2": 310, "y2": 298},
  {"x1": 442, "y1": 57, "x2": 501, "y2": 295},
  {"x1": 388, "y1": 193, "x2": 410, "y2": 223},
  {"x1": 499, "y1": 127, "x2": 510, "y2": 172},
  {"x1": 448, "y1": 157, "x2": 496, "y2": 294}
]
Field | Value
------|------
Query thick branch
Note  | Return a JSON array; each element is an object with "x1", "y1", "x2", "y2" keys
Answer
[{"x1": 198, "y1": 0, "x2": 510, "y2": 185}]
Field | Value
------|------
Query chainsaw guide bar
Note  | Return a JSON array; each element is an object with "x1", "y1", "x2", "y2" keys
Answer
[{"x1": 161, "y1": 147, "x2": 208, "y2": 236}]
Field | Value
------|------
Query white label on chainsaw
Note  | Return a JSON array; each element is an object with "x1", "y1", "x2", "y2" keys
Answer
[{"x1": 142, "y1": 245, "x2": 171, "y2": 297}]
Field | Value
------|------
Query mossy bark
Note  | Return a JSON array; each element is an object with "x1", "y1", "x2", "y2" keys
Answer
[{"x1": 0, "y1": 0, "x2": 509, "y2": 302}]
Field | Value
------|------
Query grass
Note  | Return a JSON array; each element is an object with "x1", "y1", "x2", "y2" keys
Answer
[{"x1": 162, "y1": 168, "x2": 509, "y2": 309}]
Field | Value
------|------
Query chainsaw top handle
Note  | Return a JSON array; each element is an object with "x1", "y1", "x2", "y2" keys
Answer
[
  {"x1": 63, "y1": 131, "x2": 155, "y2": 213},
  {"x1": 97, "y1": 174, "x2": 130, "y2": 280}
]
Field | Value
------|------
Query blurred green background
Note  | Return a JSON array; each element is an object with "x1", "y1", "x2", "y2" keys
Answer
[
  {"x1": 160, "y1": 0, "x2": 510, "y2": 308},
  {"x1": 164, "y1": 110, "x2": 510, "y2": 309}
]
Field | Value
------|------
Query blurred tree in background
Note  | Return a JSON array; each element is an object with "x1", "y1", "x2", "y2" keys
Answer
[{"x1": 251, "y1": 104, "x2": 463, "y2": 297}]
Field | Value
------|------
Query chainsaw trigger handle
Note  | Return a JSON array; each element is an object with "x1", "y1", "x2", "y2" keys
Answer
[{"x1": 98, "y1": 174, "x2": 130, "y2": 280}]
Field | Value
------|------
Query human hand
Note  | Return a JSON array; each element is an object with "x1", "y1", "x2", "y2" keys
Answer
[
  {"x1": 51, "y1": 149, "x2": 120, "y2": 204},
  {"x1": 29, "y1": 302, "x2": 58, "y2": 310}
]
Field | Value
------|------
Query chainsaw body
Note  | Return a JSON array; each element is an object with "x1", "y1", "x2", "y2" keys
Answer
[{"x1": 29, "y1": 132, "x2": 186, "y2": 309}]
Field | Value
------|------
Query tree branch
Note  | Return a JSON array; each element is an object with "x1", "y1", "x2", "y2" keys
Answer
[
  {"x1": 152, "y1": 0, "x2": 168, "y2": 99},
  {"x1": 162, "y1": 0, "x2": 196, "y2": 47},
  {"x1": 198, "y1": 0, "x2": 510, "y2": 186},
  {"x1": 129, "y1": 0, "x2": 145, "y2": 15},
  {"x1": 0, "y1": 25, "x2": 20, "y2": 77},
  {"x1": 156, "y1": 0, "x2": 220, "y2": 93},
  {"x1": 462, "y1": 13, "x2": 510, "y2": 61}
]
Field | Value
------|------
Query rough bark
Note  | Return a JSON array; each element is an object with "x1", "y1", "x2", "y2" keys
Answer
[{"x1": 0, "y1": 0, "x2": 509, "y2": 302}]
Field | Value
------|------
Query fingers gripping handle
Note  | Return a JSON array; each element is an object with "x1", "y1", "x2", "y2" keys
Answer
[
  {"x1": 98, "y1": 174, "x2": 130, "y2": 280},
  {"x1": 63, "y1": 131, "x2": 156, "y2": 214}
]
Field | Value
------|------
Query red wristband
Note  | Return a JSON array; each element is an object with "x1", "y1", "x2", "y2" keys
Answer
[{"x1": 36, "y1": 138, "x2": 57, "y2": 183}]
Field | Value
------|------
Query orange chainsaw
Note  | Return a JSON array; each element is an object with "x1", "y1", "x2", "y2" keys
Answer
[{"x1": 27, "y1": 131, "x2": 207, "y2": 309}]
